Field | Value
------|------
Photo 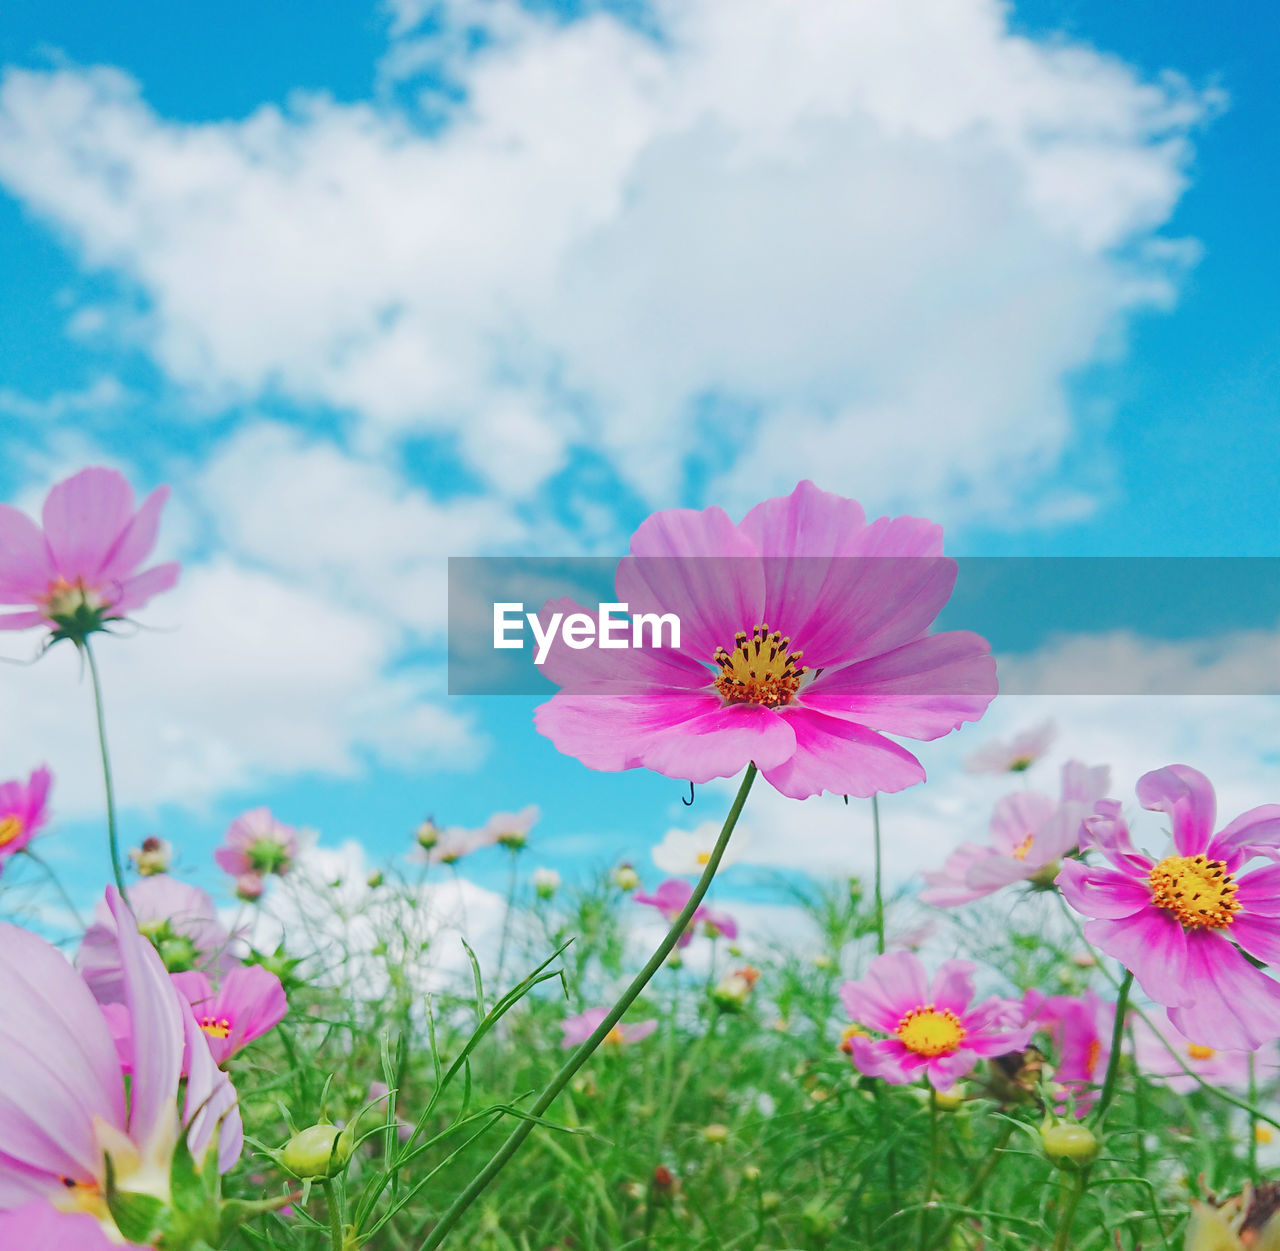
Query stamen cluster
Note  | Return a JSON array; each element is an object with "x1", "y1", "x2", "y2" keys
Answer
[{"x1": 713, "y1": 624, "x2": 806, "y2": 708}]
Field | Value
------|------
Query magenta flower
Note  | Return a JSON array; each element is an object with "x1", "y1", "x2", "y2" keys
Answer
[
  {"x1": 840, "y1": 952, "x2": 1031, "y2": 1091},
  {"x1": 0, "y1": 889, "x2": 241, "y2": 1241},
  {"x1": 0, "y1": 765, "x2": 52, "y2": 873},
  {"x1": 215, "y1": 807, "x2": 298, "y2": 879},
  {"x1": 0, "y1": 1201, "x2": 145, "y2": 1250},
  {"x1": 171, "y1": 966, "x2": 288, "y2": 1066},
  {"x1": 561, "y1": 1007, "x2": 659, "y2": 1048},
  {"x1": 0, "y1": 467, "x2": 179, "y2": 641},
  {"x1": 1131, "y1": 1015, "x2": 1280, "y2": 1095},
  {"x1": 1058, "y1": 764, "x2": 1280, "y2": 1049},
  {"x1": 534, "y1": 481, "x2": 996, "y2": 800},
  {"x1": 1023, "y1": 990, "x2": 1113, "y2": 1113},
  {"x1": 633, "y1": 878, "x2": 738, "y2": 946},
  {"x1": 964, "y1": 719, "x2": 1057, "y2": 773},
  {"x1": 78, "y1": 875, "x2": 239, "y2": 1003},
  {"x1": 920, "y1": 761, "x2": 1110, "y2": 906}
]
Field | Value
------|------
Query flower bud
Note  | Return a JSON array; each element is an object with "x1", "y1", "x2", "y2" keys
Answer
[
  {"x1": 533, "y1": 867, "x2": 561, "y2": 899},
  {"x1": 130, "y1": 836, "x2": 172, "y2": 877},
  {"x1": 801, "y1": 1202, "x2": 837, "y2": 1240},
  {"x1": 742, "y1": 1165, "x2": 761, "y2": 1183},
  {"x1": 415, "y1": 819, "x2": 439, "y2": 850},
  {"x1": 760, "y1": 1191, "x2": 782, "y2": 1214},
  {"x1": 702, "y1": 1123, "x2": 730, "y2": 1145},
  {"x1": 1040, "y1": 1121, "x2": 1099, "y2": 1169},
  {"x1": 712, "y1": 966, "x2": 761, "y2": 1012},
  {"x1": 235, "y1": 872, "x2": 265, "y2": 902},
  {"x1": 280, "y1": 1124, "x2": 354, "y2": 1179},
  {"x1": 366, "y1": 871, "x2": 383, "y2": 889},
  {"x1": 612, "y1": 863, "x2": 640, "y2": 892}
]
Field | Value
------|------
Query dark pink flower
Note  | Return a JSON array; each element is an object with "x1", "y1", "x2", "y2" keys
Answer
[
  {"x1": 921, "y1": 761, "x2": 1110, "y2": 906},
  {"x1": 0, "y1": 766, "x2": 51, "y2": 873},
  {"x1": 1023, "y1": 989, "x2": 1113, "y2": 1114},
  {"x1": 171, "y1": 966, "x2": 288, "y2": 1066},
  {"x1": 561, "y1": 1007, "x2": 658, "y2": 1048},
  {"x1": 534, "y1": 481, "x2": 996, "y2": 800},
  {"x1": 0, "y1": 467, "x2": 179, "y2": 640},
  {"x1": 633, "y1": 878, "x2": 737, "y2": 946},
  {"x1": 840, "y1": 952, "x2": 1030, "y2": 1091},
  {"x1": 1131, "y1": 1014, "x2": 1280, "y2": 1095},
  {"x1": 1058, "y1": 765, "x2": 1280, "y2": 1049},
  {"x1": 214, "y1": 807, "x2": 298, "y2": 879}
]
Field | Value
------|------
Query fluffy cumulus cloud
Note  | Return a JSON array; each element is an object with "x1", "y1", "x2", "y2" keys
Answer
[{"x1": 0, "y1": 0, "x2": 1217, "y2": 521}]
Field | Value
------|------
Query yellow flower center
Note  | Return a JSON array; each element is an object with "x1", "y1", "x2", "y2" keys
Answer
[
  {"x1": 895, "y1": 1006, "x2": 966, "y2": 1057},
  {"x1": 605, "y1": 1025, "x2": 626, "y2": 1045},
  {"x1": 1011, "y1": 832, "x2": 1035, "y2": 861},
  {"x1": 1148, "y1": 854, "x2": 1240, "y2": 930},
  {"x1": 200, "y1": 1016, "x2": 232, "y2": 1040},
  {"x1": 713, "y1": 623, "x2": 807, "y2": 708},
  {"x1": 1187, "y1": 1044, "x2": 1216, "y2": 1061},
  {"x1": 0, "y1": 815, "x2": 24, "y2": 848},
  {"x1": 42, "y1": 576, "x2": 104, "y2": 618},
  {"x1": 696, "y1": 851, "x2": 710, "y2": 865}
]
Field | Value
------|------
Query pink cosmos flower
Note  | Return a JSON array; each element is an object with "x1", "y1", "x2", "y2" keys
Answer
[
  {"x1": 534, "y1": 481, "x2": 996, "y2": 800},
  {"x1": 0, "y1": 467, "x2": 179, "y2": 639},
  {"x1": 964, "y1": 719, "x2": 1057, "y2": 774},
  {"x1": 561, "y1": 1007, "x2": 659, "y2": 1048},
  {"x1": 840, "y1": 952, "x2": 1031, "y2": 1091},
  {"x1": 0, "y1": 1201, "x2": 145, "y2": 1250},
  {"x1": 419, "y1": 824, "x2": 500, "y2": 865},
  {"x1": 1057, "y1": 765, "x2": 1280, "y2": 1050},
  {"x1": 633, "y1": 878, "x2": 738, "y2": 946},
  {"x1": 0, "y1": 889, "x2": 241, "y2": 1241},
  {"x1": 171, "y1": 967, "x2": 288, "y2": 1066},
  {"x1": 1023, "y1": 989, "x2": 1113, "y2": 1114},
  {"x1": 78, "y1": 875, "x2": 239, "y2": 1003},
  {"x1": 215, "y1": 807, "x2": 298, "y2": 879},
  {"x1": 920, "y1": 761, "x2": 1110, "y2": 906},
  {"x1": 482, "y1": 805, "x2": 539, "y2": 850},
  {"x1": 1131, "y1": 1015, "x2": 1280, "y2": 1096},
  {"x1": 0, "y1": 765, "x2": 52, "y2": 873}
]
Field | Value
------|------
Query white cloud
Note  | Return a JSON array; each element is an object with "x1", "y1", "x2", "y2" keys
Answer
[{"x1": 0, "y1": 0, "x2": 1218, "y2": 522}]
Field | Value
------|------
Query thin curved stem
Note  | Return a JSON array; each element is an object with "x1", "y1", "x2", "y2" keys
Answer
[
  {"x1": 416, "y1": 764, "x2": 759, "y2": 1250},
  {"x1": 871, "y1": 793, "x2": 886, "y2": 955},
  {"x1": 22, "y1": 848, "x2": 87, "y2": 930},
  {"x1": 1051, "y1": 1171, "x2": 1088, "y2": 1251},
  {"x1": 83, "y1": 639, "x2": 128, "y2": 901},
  {"x1": 1093, "y1": 968, "x2": 1132, "y2": 1125}
]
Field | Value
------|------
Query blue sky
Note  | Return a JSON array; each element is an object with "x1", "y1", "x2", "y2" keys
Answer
[{"x1": 0, "y1": 0, "x2": 1276, "y2": 920}]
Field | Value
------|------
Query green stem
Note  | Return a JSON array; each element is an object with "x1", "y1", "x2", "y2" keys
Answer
[
  {"x1": 915, "y1": 1088, "x2": 939, "y2": 1251},
  {"x1": 1249, "y1": 1053, "x2": 1260, "y2": 1183},
  {"x1": 932, "y1": 1121, "x2": 1015, "y2": 1247},
  {"x1": 322, "y1": 1179, "x2": 344, "y2": 1251},
  {"x1": 1093, "y1": 968, "x2": 1132, "y2": 1125},
  {"x1": 416, "y1": 764, "x2": 759, "y2": 1250},
  {"x1": 83, "y1": 639, "x2": 128, "y2": 901},
  {"x1": 494, "y1": 847, "x2": 519, "y2": 988},
  {"x1": 22, "y1": 848, "x2": 87, "y2": 930},
  {"x1": 1051, "y1": 1171, "x2": 1088, "y2": 1251},
  {"x1": 871, "y1": 793, "x2": 886, "y2": 956}
]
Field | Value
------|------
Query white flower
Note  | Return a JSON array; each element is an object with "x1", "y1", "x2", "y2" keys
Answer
[
  {"x1": 532, "y1": 867, "x2": 561, "y2": 898},
  {"x1": 652, "y1": 821, "x2": 750, "y2": 876}
]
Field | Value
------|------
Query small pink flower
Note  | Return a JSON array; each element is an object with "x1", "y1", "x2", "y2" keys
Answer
[
  {"x1": 0, "y1": 467, "x2": 180, "y2": 640},
  {"x1": 235, "y1": 871, "x2": 266, "y2": 901},
  {"x1": 77, "y1": 875, "x2": 239, "y2": 1002},
  {"x1": 215, "y1": 807, "x2": 298, "y2": 880},
  {"x1": 171, "y1": 966, "x2": 288, "y2": 1066},
  {"x1": 1058, "y1": 764, "x2": 1280, "y2": 1049},
  {"x1": 561, "y1": 1007, "x2": 659, "y2": 1048},
  {"x1": 921, "y1": 761, "x2": 1110, "y2": 906},
  {"x1": 840, "y1": 952, "x2": 1031, "y2": 1091},
  {"x1": 482, "y1": 805, "x2": 539, "y2": 850},
  {"x1": 964, "y1": 720, "x2": 1057, "y2": 774},
  {"x1": 633, "y1": 878, "x2": 738, "y2": 946},
  {"x1": 534, "y1": 481, "x2": 996, "y2": 800},
  {"x1": 0, "y1": 766, "x2": 51, "y2": 873},
  {"x1": 1023, "y1": 990, "x2": 1113, "y2": 1114},
  {"x1": 1131, "y1": 1014, "x2": 1280, "y2": 1095},
  {"x1": 425, "y1": 825, "x2": 495, "y2": 865}
]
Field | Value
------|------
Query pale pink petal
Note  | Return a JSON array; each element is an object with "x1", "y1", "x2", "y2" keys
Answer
[
  {"x1": 964, "y1": 855, "x2": 1035, "y2": 890},
  {"x1": 738, "y1": 481, "x2": 869, "y2": 557},
  {"x1": 1228, "y1": 913, "x2": 1280, "y2": 966},
  {"x1": 41, "y1": 467, "x2": 135, "y2": 582},
  {"x1": 919, "y1": 844, "x2": 998, "y2": 907},
  {"x1": 846, "y1": 514, "x2": 945, "y2": 559},
  {"x1": 621, "y1": 1019, "x2": 659, "y2": 1043},
  {"x1": 1137, "y1": 764, "x2": 1217, "y2": 857},
  {"x1": 800, "y1": 631, "x2": 997, "y2": 738},
  {"x1": 987, "y1": 791, "x2": 1057, "y2": 857},
  {"x1": 0, "y1": 1201, "x2": 139, "y2": 1250},
  {"x1": 761, "y1": 708, "x2": 925, "y2": 800},
  {"x1": 0, "y1": 504, "x2": 53, "y2": 597},
  {"x1": 97, "y1": 486, "x2": 168, "y2": 583},
  {"x1": 1236, "y1": 863, "x2": 1280, "y2": 917},
  {"x1": 929, "y1": 961, "x2": 976, "y2": 1014},
  {"x1": 1084, "y1": 910, "x2": 1192, "y2": 1007},
  {"x1": 109, "y1": 561, "x2": 181, "y2": 615},
  {"x1": 0, "y1": 610, "x2": 50, "y2": 630},
  {"x1": 1212, "y1": 805, "x2": 1280, "y2": 868},
  {"x1": 1082, "y1": 801, "x2": 1154, "y2": 875},
  {"x1": 634, "y1": 702, "x2": 798, "y2": 782},
  {"x1": 1056, "y1": 860, "x2": 1152, "y2": 919}
]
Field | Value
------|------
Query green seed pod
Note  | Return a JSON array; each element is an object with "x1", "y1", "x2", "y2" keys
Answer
[
  {"x1": 280, "y1": 1124, "x2": 354, "y2": 1179},
  {"x1": 1040, "y1": 1121, "x2": 1099, "y2": 1169}
]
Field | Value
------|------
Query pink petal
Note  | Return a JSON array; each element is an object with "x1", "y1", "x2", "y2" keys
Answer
[
  {"x1": 616, "y1": 506, "x2": 764, "y2": 661},
  {"x1": 1212, "y1": 805, "x2": 1280, "y2": 867},
  {"x1": 0, "y1": 1202, "x2": 137, "y2": 1251},
  {"x1": 0, "y1": 504, "x2": 53, "y2": 598},
  {"x1": 919, "y1": 844, "x2": 998, "y2": 907},
  {"x1": 737, "y1": 481, "x2": 869, "y2": 557},
  {"x1": 97, "y1": 485, "x2": 168, "y2": 583},
  {"x1": 1083, "y1": 910, "x2": 1192, "y2": 1007},
  {"x1": 987, "y1": 791, "x2": 1056, "y2": 857},
  {"x1": 1136, "y1": 764, "x2": 1217, "y2": 857},
  {"x1": 181, "y1": 993, "x2": 244, "y2": 1173},
  {"x1": 1056, "y1": 860, "x2": 1152, "y2": 920},
  {"x1": 927, "y1": 1048, "x2": 978, "y2": 1089},
  {"x1": 109, "y1": 561, "x2": 181, "y2": 615},
  {"x1": 1168, "y1": 930, "x2": 1280, "y2": 1050},
  {"x1": 621, "y1": 1020, "x2": 659, "y2": 1043},
  {"x1": 1082, "y1": 801, "x2": 1154, "y2": 875},
  {"x1": 218, "y1": 965, "x2": 288, "y2": 1055},
  {"x1": 0, "y1": 610, "x2": 50, "y2": 630},
  {"x1": 1236, "y1": 863, "x2": 1280, "y2": 917},
  {"x1": 964, "y1": 855, "x2": 1035, "y2": 891},
  {"x1": 799, "y1": 631, "x2": 997, "y2": 739},
  {"x1": 929, "y1": 960, "x2": 976, "y2": 1014},
  {"x1": 1227, "y1": 912, "x2": 1280, "y2": 966},
  {"x1": 635, "y1": 702, "x2": 797, "y2": 782},
  {"x1": 40, "y1": 467, "x2": 135, "y2": 582},
  {"x1": 761, "y1": 707, "x2": 925, "y2": 800}
]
